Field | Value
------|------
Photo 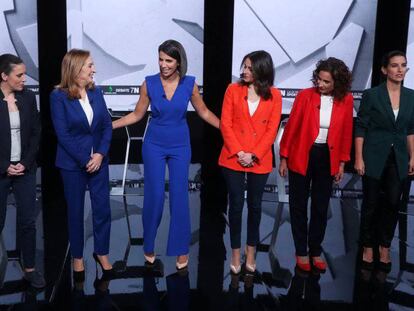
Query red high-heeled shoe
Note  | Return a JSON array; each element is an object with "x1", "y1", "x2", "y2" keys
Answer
[
  {"x1": 296, "y1": 256, "x2": 311, "y2": 272},
  {"x1": 311, "y1": 257, "x2": 327, "y2": 272}
]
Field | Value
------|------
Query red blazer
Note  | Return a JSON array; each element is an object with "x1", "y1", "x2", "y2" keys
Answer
[
  {"x1": 279, "y1": 87, "x2": 353, "y2": 176},
  {"x1": 219, "y1": 83, "x2": 282, "y2": 173}
]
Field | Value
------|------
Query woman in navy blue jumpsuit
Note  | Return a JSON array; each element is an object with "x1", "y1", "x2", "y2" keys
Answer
[{"x1": 113, "y1": 40, "x2": 219, "y2": 269}]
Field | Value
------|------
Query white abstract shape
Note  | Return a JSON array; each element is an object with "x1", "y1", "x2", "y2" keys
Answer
[
  {"x1": 101, "y1": 71, "x2": 143, "y2": 85},
  {"x1": 72, "y1": 0, "x2": 204, "y2": 83},
  {"x1": 365, "y1": 70, "x2": 372, "y2": 89},
  {"x1": 67, "y1": 9, "x2": 84, "y2": 49},
  {"x1": 16, "y1": 23, "x2": 38, "y2": 67},
  {"x1": 25, "y1": 75, "x2": 37, "y2": 84},
  {"x1": 326, "y1": 23, "x2": 363, "y2": 70},
  {"x1": 232, "y1": 0, "x2": 289, "y2": 78},
  {"x1": 281, "y1": 98, "x2": 295, "y2": 115},
  {"x1": 405, "y1": 41, "x2": 414, "y2": 89},
  {"x1": 246, "y1": 0, "x2": 353, "y2": 62},
  {"x1": 276, "y1": 63, "x2": 316, "y2": 89},
  {"x1": 0, "y1": 0, "x2": 17, "y2": 55}
]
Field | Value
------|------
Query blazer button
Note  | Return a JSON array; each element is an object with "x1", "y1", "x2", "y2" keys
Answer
[{"x1": 330, "y1": 146, "x2": 334, "y2": 150}]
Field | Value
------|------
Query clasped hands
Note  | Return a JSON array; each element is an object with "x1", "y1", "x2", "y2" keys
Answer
[
  {"x1": 86, "y1": 153, "x2": 103, "y2": 173},
  {"x1": 237, "y1": 151, "x2": 255, "y2": 167},
  {"x1": 7, "y1": 163, "x2": 25, "y2": 176}
]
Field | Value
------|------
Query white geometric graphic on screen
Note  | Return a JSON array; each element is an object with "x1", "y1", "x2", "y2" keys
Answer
[
  {"x1": 68, "y1": 0, "x2": 204, "y2": 85},
  {"x1": 245, "y1": 0, "x2": 353, "y2": 63},
  {"x1": 0, "y1": 0, "x2": 18, "y2": 56},
  {"x1": 232, "y1": 0, "x2": 289, "y2": 78},
  {"x1": 326, "y1": 23, "x2": 364, "y2": 70},
  {"x1": 16, "y1": 23, "x2": 38, "y2": 67}
]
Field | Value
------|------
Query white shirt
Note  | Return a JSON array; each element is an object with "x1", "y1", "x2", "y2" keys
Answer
[
  {"x1": 79, "y1": 95, "x2": 93, "y2": 126},
  {"x1": 315, "y1": 95, "x2": 334, "y2": 143},
  {"x1": 393, "y1": 108, "x2": 399, "y2": 120},
  {"x1": 79, "y1": 95, "x2": 94, "y2": 154},
  {"x1": 248, "y1": 98, "x2": 260, "y2": 116},
  {"x1": 9, "y1": 111, "x2": 21, "y2": 161}
]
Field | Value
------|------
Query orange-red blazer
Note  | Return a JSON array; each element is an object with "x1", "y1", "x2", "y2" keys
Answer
[
  {"x1": 279, "y1": 87, "x2": 353, "y2": 176},
  {"x1": 219, "y1": 83, "x2": 282, "y2": 174}
]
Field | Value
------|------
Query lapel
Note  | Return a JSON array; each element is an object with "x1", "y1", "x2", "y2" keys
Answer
[
  {"x1": 0, "y1": 89, "x2": 11, "y2": 139},
  {"x1": 87, "y1": 89, "x2": 98, "y2": 131},
  {"x1": 377, "y1": 83, "x2": 396, "y2": 126},
  {"x1": 396, "y1": 86, "x2": 409, "y2": 125},
  {"x1": 71, "y1": 94, "x2": 91, "y2": 132},
  {"x1": 241, "y1": 86, "x2": 255, "y2": 131},
  {"x1": 310, "y1": 89, "x2": 321, "y2": 132},
  {"x1": 329, "y1": 96, "x2": 341, "y2": 130}
]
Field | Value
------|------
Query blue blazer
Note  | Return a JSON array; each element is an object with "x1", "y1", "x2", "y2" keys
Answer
[{"x1": 50, "y1": 87, "x2": 112, "y2": 171}]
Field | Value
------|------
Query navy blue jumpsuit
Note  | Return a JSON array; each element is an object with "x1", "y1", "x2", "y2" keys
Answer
[{"x1": 142, "y1": 73, "x2": 194, "y2": 256}]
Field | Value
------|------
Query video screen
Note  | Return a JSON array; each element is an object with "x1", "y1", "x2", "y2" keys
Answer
[
  {"x1": 232, "y1": 0, "x2": 378, "y2": 114},
  {"x1": 67, "y1": 0, "x2": 204, "y2": 111},
  {"x1": 0, "y1": 0, "x2": 38, "y2": 96}
]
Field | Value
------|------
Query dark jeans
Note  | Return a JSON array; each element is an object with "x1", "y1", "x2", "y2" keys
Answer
[
  {"x1": 289, "y1": 144, "x2": 333, "y2": 257},
  {"x1": 360, "y1": 149, "x2": 404, "y2": 248},
  {"x1": 222, "y1": 167, "x2": 269, "y2": 249},
  {"x1": 0, "y1": 171, "x2": 37, "y2": 269}
]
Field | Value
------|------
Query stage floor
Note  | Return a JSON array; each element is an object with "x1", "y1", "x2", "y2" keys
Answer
[{"x1": 0, "y1": 174, "x2": 413, "y2": 310}]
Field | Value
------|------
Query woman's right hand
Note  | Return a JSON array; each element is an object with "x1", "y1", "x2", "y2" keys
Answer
[
  {"x1": 354, "y1": 158, "x2": 365, "y2": 176},
  {"x1": 279, "y1": 158, "x2": 288, "y2": 177}
]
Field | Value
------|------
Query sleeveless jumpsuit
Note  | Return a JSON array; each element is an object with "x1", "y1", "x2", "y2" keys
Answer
[{"x1": 142, "y1": 73, "x2": 194, "y2": 256}]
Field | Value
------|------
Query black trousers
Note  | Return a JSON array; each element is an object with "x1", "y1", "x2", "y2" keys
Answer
[
  {"x1": 222, "y1": 167, "x2": 269, "y2": 249},
  {"x1": 360, "y1": 149, "x2": 404, "y2": 248},
  {"x1": 0, "y1": 170, "x2": 37, "y2": 269},
  {"x1": 289, "y1": 144, "x2": 333, "y2": 257}
]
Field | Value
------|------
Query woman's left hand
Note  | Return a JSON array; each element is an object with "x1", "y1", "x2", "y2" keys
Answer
[
  {"x1": 334, "y1": 163, "x2": 345, "y2": 183},
  {"x1": 238, "y1": 152, "x2": 254, "y2": 167},
  {"x1": 86, "y1": 153, "x2": 103, "y2": 173}
]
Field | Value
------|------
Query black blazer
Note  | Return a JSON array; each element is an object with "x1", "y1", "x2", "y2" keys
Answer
[
  {"x1": 0, "y1": 88, "x2": 40, "y2": 174},
  {"x1": 355, "y1": 82, "x2": 414, "y2": 180}
]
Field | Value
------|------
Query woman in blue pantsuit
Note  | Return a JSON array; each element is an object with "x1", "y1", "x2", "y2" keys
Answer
[
  {"x1": 113, "y1": 40, "x2": 219, "y2": 269},
  {"x1": 50, "y1": 49, "x2": 114, "y2": 281}
]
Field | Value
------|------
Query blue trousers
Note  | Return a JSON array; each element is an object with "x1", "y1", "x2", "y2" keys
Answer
[
  {"x1": 142, "y1": 141, "x2": 191, "y2": 256},
  {"x1": 0, "y1": 171, "x2": 37, "y2": 268},
  {"x1": 60, "y1": 166, "x2": 111, "y2": 258},
  {"x1": 222, "y1": 167, "x2": 269, "y2": 249}
]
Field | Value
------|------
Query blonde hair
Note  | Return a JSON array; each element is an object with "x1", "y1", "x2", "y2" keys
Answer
[{"x1": 56, "y1": 49, "x2": 94, "y2": 99}]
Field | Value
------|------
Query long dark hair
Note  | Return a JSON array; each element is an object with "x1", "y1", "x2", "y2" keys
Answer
[
  {"x1": 0, "y1": 54, "x2": 23, "y2": 82},
  {"x1": 239, "y1": 50, "x2": 274, "y2": 100},
  {"x1": 158, "y1": 40, "x2": 187, "y2": 78},
  {"x1": 311, "y1": 57, "x2": 352, "y2": 100}
]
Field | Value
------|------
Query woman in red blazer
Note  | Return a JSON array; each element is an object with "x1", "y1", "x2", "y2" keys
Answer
[
  {"x1": 279, "y1": 57, "x2": 353, "y2": 272},
  {"x1": 219, "y1": 50, "x2": 282, "y2": 275}
]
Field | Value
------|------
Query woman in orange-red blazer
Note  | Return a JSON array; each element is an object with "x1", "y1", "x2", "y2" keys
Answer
[
  {"x1": 279, "y1": 57, "x2": 353, "y2": 272},
  {"x1": 219, "y1": 50, "x2": 282, "y2": 275}
]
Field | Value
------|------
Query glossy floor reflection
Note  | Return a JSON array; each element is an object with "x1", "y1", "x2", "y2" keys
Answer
[{"x1": 0, "y1": 173, "x2": 414, "y2": 310}]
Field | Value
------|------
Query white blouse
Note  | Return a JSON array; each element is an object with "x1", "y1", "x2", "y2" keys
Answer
[
  {"x1": 248, "y1": 98, "x2": 260, "y2": 116},
  {"x1": 79, "y1": 95, "x2": 93, "y2": 126},
  {"x1": 315, "y1": 95, "x2": 333, "y2": 144}
]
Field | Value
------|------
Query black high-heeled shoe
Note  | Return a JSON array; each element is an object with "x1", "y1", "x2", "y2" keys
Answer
[
  {"x1": 92, "y1": 253, "x2": 116, "y2": 280},
  {"x1": 377, "y1": 261, "x2": 391, "y2": 273},
  {"x1": 73, "y1": 270, "x2": 85, "y2": 282}
]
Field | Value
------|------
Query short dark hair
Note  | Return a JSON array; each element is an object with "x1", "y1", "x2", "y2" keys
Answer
[
  {"x1": 312, "y1": 57, "x2": 352, "y2": 100},
  {"x1": 381, "y1": 50, "x2": 406, "y2": 68},
  {"x1": 239, "y1": 50, "x2": 275, "y2": 100},
  {"x1": 158, "y1": 40, "x2": 187, "y2": 78},
  {"x1": 0, "y1": 54, "x2": 23, "y2": 81}
]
